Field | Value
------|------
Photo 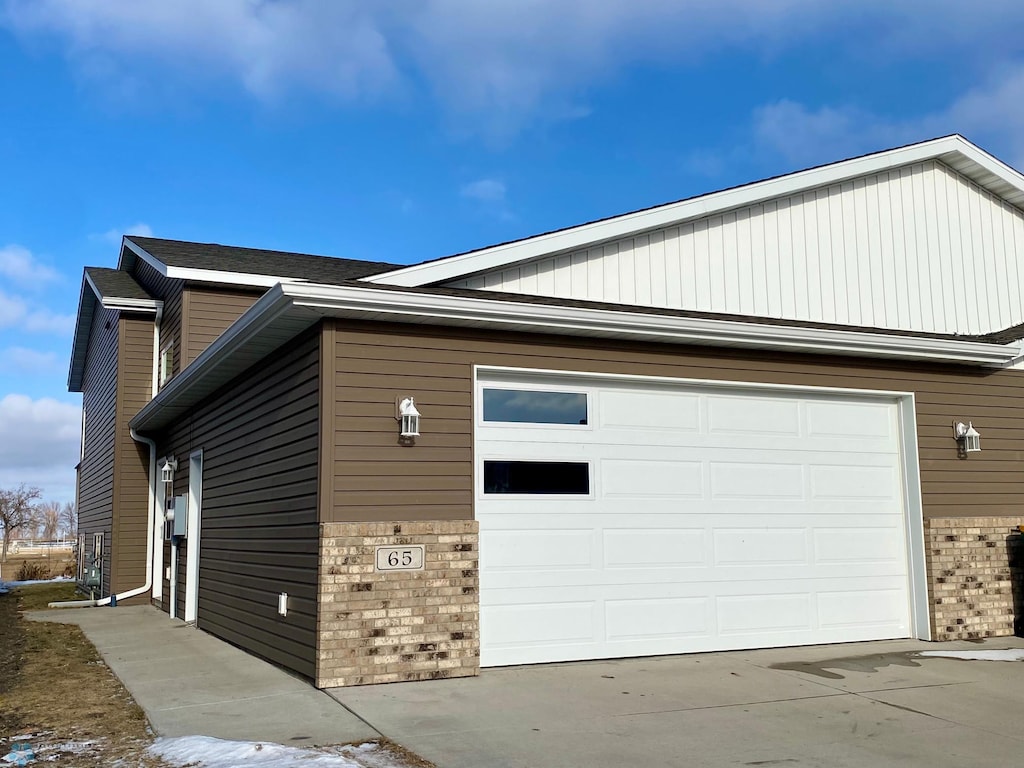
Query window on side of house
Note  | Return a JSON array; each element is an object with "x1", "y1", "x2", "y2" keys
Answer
[
  {"x1": 159, "y1": 340, "x2": 174, "y2": 387},
  {"x1": 482, "y1": 388, "x2": 589, "y2": 425}
]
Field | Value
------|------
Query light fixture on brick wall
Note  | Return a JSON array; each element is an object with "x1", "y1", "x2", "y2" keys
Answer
[
  {"x1": 397, "y1": 397, "x2": 421, "y2": 440},
  {"x1": 953, "y1": 421, "x2": 981, "y2": 454}
]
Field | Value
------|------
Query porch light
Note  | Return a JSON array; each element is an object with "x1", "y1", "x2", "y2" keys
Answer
[
  {"x1": 160, "y1": 457, "x2": 178, "y2": 483},
  {"x1": 398, "y1": 397, "x2": 421, "y2": 438},
  {"x1": 953, "y1": 421, "x2": 981, "y2": 454}
]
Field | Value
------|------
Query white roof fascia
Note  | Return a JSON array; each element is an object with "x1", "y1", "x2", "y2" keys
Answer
[
  {"x1": 130, "y1": 281, "x2": 1022, "y2": 430},
  {"x1": 367, "y1": 135, "x2": 1024, "y2": 287},
  {"x1": 122, "y1": 237, "x2": 304, "y2": 289}
]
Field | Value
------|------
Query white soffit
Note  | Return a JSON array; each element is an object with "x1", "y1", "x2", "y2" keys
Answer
[
  {"x1": 130, "y1": 281, "x2": 1023, "y2": 432},
  {"x1": 366, "y1": 135, "x2": 1024, "y2": 288}
]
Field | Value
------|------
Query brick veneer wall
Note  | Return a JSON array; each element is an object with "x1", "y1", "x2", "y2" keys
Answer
[
  {"x1": 923, "y1": 517, "x2": 1024, "y2": 641},
  {"x1": 316, "y1": 520, "x2": 479, "y2": 688}
]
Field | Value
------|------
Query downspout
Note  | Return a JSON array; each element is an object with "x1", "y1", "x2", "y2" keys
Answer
[
  {"x1": 50, "y1": 429, "x2": 157, "y2": 608},
  {"x1": 49, "y1": 302, "x2": 164, "y2": 609}
]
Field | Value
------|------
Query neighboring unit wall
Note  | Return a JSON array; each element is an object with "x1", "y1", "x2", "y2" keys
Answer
[
  {"x1": 154, "y1": 331, "x2": 321, "y2": 679},
  {"x1": 924, "y1": 517, "x2": 1024, "y2": 640},
  {"x1": 78, "y1": 307, "x2": 119, "y2": 597}
]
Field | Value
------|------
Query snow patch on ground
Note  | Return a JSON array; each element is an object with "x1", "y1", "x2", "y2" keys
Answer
[
  {"x1": 0, "y1": 576, "x2": 73, "y2": 594},
  {"x1": 149, "y1": 736, "x2": 416, "y2": 768},
  {"x1": 919, "y1": 649, "x2": 1024, "y2": 662}
]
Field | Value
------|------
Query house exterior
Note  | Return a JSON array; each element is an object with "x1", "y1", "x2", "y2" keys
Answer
[{"x1": 69, "y1": 135, "x2": 1024, "y2": 688}]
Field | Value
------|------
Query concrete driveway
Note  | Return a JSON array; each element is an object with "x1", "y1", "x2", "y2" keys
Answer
[
  {"x1": 32, "y1": 607, "x2": 1024, "y2": 767},
  {"x1": 329, "y1": 638, "x2": 1024, "y2": 768}
]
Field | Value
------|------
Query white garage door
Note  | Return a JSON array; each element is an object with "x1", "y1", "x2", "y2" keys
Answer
[{"x1": 476, "y1": 372, "x2": 913, "y2": 667}]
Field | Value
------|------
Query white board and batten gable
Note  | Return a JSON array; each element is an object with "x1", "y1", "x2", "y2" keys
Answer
[{"x1": 370, "y1": 136, "x2": 1024, "y2": 339}]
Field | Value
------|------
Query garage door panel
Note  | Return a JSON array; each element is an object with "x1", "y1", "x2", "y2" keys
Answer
[
  {"x1": 601, "y1": 458, "x2": 704, "y2": 498},
  {"x1": 477, "y1": 375, "x2": 913, "y2": 667},
  {"x1": 599, "y1": 390, "x2": 701, "y2": 431},
  {"x1": 806, "y1": 400, "x2": 896, "y2": 439},
  {"x1": 603, "y1": 528, "x2": 707, "y2": 568},
  {"x1": 706, "y1": 395, "x2": 801, "y2": 436},
  {"x1": 605, "y1": 596, "x2": 711, "y2": 641}
]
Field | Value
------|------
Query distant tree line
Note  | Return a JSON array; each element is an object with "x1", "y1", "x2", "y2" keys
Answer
[{"x1": 0, "y1": 485, "x2": 77, "y2": 563}]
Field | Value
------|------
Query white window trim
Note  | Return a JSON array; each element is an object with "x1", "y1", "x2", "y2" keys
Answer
[{"x1": 159, "y1": 340, "x2": 174, "y2": 388}]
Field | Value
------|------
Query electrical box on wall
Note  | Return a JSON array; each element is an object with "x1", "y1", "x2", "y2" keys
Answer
[{"x1": 172, "y1": 495, "x2": 188, "y2": 536}]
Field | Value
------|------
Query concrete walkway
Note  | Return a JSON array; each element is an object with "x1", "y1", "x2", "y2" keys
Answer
[{"x1": 27, "y1": 606, "x2": 376, "y2": 747}]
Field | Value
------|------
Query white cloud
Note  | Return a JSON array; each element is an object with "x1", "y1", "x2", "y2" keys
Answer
[
  {"x1": 0, "y1": 244, "x2": 60, "y2": 286},
  {"x1": 749, "y1": 63, "x2": 1024, "y2": 171},
  {"x1": 0, "y1": 288, "x2": 75, "y2": 335},
  {"x1": 94, "y1": 222, "x2": 154, "y2": 245},
  {"x1": 1, "y1": 346, "x2": 61, "y2": 373},
  {"x1": 460, "y1": 178, "x2": 506, "y2": 202},
  {"x1": 9, "y1": 2, "x2": 1024, "y2": 139},
  {"x1": 0, "y1": 394, "x2": 80, "y2": 501}
]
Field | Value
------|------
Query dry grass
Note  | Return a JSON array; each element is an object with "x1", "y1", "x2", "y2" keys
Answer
[
  {"x1": 0, "y1": 550, "x2": 74, "y2": 581},
  {"x1": 0, "y1": 583, "x2": 169, "y2": 767}
]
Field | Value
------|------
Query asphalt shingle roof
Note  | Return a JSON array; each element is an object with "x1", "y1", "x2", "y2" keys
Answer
[
  {"x1": 126, "y1": 236, "x2": 401, "y2": 284},
  {"x1": 85, "y1": 267, "x2": 154, "y2": 301}
]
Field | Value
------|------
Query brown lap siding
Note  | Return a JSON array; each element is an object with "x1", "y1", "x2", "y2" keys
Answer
[
  {"x1": 328, "y1": 319, "x2": 1024, "y2": 522},
  {"x1": 154, "y1": 331, "x2": 321, "y2": 680}
]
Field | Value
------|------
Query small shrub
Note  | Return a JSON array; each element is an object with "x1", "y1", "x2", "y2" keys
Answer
[{"x1": 16, "y1": 560, "x2": 49, "y2": 581}]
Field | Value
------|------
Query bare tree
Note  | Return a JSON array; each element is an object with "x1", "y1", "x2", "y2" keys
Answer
[
  {"x1": 0, "y1": 485, "x2": 42, "y2": 563},
  {"x1": 59, "y1": 502, "x2": 78, "y2": 540},
  {"x1": 37, "y1": 501, "x2": 62, "y2": 541}
]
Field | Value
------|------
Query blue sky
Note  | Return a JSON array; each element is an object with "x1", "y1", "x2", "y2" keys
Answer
[{"x1": 2, "y1": 1, "x2": 1024, "y2": 503}]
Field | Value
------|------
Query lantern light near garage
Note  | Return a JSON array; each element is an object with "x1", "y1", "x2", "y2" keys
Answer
[
  {"x1": 398, "y1": 397, "x2": 421, "y2": 439},
  {"x1": 953, "y1": 421, "x2": 981, "y2": 454}
]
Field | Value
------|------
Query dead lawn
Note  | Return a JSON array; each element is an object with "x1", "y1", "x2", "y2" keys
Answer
[{"x1": 0, "y1": 582, "x2": 169, "y2": 767}]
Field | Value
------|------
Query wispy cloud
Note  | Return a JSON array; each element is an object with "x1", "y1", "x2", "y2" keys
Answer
[
  {"x1": 460, "y1": 178, "x2": 506, "y2": 202},
  {"x1": 0, "y1": 289, "x2": 75, "y2": 335},
  {"x1": 92, "y1": 221, "x2": 154, "y2": 245},
  {"x1": 749, "y1": 62, "x2": 1024, "y2": 171},
  {"x1": 9, "y1": 2, "x2": 1024, "y2": 140},
  {"x1": 1, "y1": 346, "x2": 61, "y2": 373},
  {"x1": 0, "y1": 244, "x2": 60, "y2": 286}
]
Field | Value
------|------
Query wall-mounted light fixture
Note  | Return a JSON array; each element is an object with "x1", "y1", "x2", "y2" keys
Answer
[
  {"x1": 160, "y1": 456, "x2": 178, "y2": 483},
  {"x1": 953, "y1": 421, "x2": 981, "y2": 455},
  {"x1": 397, "y1": 397, "x2": 421, "y2": 439}
]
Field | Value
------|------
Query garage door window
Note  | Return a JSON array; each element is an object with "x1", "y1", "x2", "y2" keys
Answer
[
  {"x1": 483, "y1": 388, "x2": 588, "y2": 425},
  {"x1": 484, "y1": 460, "x2": 590, "y2": 494}
]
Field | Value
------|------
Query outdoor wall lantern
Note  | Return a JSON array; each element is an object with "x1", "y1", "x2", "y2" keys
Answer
[
  {"x1": 160, "y1": 456, "x2": 178, "y2": 483},
  {"x1": 398, "y1": 397, "x2": 421, "y2": 439},
  {"x1": 953, "y1": 421, "x2": 982, "y2": 455}
]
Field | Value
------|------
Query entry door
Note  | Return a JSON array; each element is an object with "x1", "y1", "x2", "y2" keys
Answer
[{"x1": 476, "y1": 374, "x2": 912, "y2": 667}]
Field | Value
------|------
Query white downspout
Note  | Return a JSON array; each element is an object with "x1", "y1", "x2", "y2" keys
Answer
[
  {"x1": 48, "y1": 428, "x2": 157, "y2": 608},
  {"x1": 49, "y1": 299, "x2": 163, "y2": 610},
  {"x1": 169, "y1": 538, "x2": 178, "y2": 619}
]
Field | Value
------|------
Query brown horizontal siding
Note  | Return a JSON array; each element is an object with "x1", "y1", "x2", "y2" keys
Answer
[
  {"x1": 154, "y1": 331, "x2": 320, "y2": 680},
  {"x1": 111, "y1": 316, "x2": 154, "y2": 604},
  {"x1": 329, "y1": 319, "x2": 1024, "y2": 523},
  {"x1": 183, "y1": 287, "x2": 261, "y2": 367}
]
